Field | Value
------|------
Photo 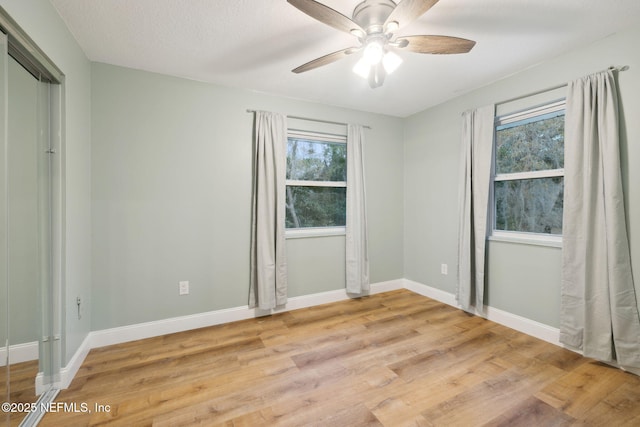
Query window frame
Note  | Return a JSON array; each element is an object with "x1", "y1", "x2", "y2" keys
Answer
[
  {"x1": 489, "y1": 99, "x2": 566, "y2": 247},
  {"x1": 285, "y1": 130, "x2": 347, "y2": 239}
]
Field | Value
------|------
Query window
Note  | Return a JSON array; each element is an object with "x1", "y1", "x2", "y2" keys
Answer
[
  {"x1": 285, "y1": 131, "x2": 347, "y2": 237},
  {"x1": 492, "y1": 100, "x2": 565, "y2": 244}
]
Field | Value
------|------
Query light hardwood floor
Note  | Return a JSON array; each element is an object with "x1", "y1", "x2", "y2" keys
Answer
[
  {"x1": 1, "y1": 359, "x2": 39, "y2": 427},
  {"x1": 37, "y1": 289, "x2": 640, "y2": 426}
]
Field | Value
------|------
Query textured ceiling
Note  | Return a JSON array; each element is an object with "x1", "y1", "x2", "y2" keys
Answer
[{"x1": 50, "y1": 0, "x2": 640, "y2": 117}]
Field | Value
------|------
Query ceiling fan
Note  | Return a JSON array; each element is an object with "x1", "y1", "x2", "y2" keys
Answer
[{"x1": 287, "y1": 0, "x2": 476, "y2": 88}]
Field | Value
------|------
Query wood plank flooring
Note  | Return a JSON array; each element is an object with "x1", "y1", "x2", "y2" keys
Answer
[
  {"x1": 37, "y1": 289, "x2": 640, "y2": 426},
  {"x1": 1, "y1": 359, "x2": 39, "y2": 427}
]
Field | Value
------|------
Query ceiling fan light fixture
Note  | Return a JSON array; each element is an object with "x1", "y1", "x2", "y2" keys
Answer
[
  {"x1": 350, "y1": 28, "x2": 365, "y2": 39},
  {"x1": 352, "y1": 57, "x2": 371, "y2": 79},
  {"x1": 382, "y1": 50, "x2": 402, "y2": 74},
  {"x1": 354, "y1": 49, "x2": 402, "y2": 82},
  {"x1": 369, "y1": 63, "x2": 385, "y2": 88},
  {"x1": 363, "y1": 40, "x2": 384, "y2": 65},
  {"x1": 385, "y1": 21, "x2": 399, "y2": 33}
]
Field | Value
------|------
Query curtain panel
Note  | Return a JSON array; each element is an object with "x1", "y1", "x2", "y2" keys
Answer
[
  {"x1": 561, "y1": 69, "x2": 640, "y2": 368},
  {"x1": 249, "y1": 111, "x2": 288, "y2": 310},
  {"x1": 346, "y1": 124, "x2": 370, "y2": 294},
  {"x1": 456, "y1": 105, "x2": 495, "y2": 312}
]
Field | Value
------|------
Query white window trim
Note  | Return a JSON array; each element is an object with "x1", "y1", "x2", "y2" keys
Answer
[
  {"x1": 285, "y1": 226, "x2": 346, "y2": 239},
  {"x1": 489, "y1": 230, "x2": 562, "y2": 248},
  {"x1": 286, "y1": 130, "x2": 347, "y2": 238},
  {"x1": 286, "y1": 180, "x2": 346, "y2": 188},
  {"x1": 494, "y1": 168, "x2": 564, "y2": 182},
  {"x1": 288, "y1": 129, "x2": 346, "y2": 143},
  {"x1": 490, "y1": 99, "x2": 566, "y2": 247},
  {"x1": 496, "y1": 99, "x2": 565, "y2": 126}
]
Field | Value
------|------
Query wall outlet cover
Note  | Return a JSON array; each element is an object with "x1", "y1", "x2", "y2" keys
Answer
[{"x1": 179, "y1": 281, "x2": 189, "y2": 295}]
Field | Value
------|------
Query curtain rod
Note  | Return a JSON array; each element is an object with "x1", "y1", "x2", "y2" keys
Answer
[
  {"x1": 496, "y1": 65, "x2": 629, "y2": 106},
  {"x1": 246, "y1": 109, "x2": 371, "y2": 130}
]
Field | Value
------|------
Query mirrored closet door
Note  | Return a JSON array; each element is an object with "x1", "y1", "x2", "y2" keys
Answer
[{"x1": 0, "y1": 11, "x2": 63, "y2": 425}]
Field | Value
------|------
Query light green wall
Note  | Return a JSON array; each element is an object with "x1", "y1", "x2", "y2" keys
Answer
[
  {"x1": 0, "y1": 0, "x2": 92, "y2": 364},
  {"x1": 404, "y1": 24, "x2": 640, "y2": 327},
  {"x1": 90, "y1": 63, "x2": 404, "y2": 330}
]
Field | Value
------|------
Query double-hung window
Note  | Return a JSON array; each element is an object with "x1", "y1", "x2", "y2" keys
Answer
[
  {"x1": 285, "y1": 131, "x2": 347, "y2": 237},
  {"x1": 492, "y1": 100, "x2": 565, "y2": 245}
]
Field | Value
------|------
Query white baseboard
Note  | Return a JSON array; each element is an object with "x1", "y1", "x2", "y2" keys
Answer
[
  {"x1": 35, "y1": 333, "x2": 91, "y2": 395},
  {"x1": 42, "y1": 277, "x2": 640, "y2": 393},
  {"x1": 485, "y1": 305, "x2": 561, "y2": 346},
  {"x1": 402, "y1": 279, "x2": 562, "y2": 346},
  {"x1": 35, "y1": 372, "x2": 45, "y2": 395},
  {"x1": 404, "y1": 280, "x2": 640, "y2": 374},
  {"x1": 59, "y1": 334, "x2": 92, "y2": 390},
  {"x1": 0, "y1": 341, "x2": 38, "y2": 366},
  {"x1": 369, "y1": 279, "x2": 406, "y2": 294},
  {"x1": 89, "y1": 279, "x2": 404, "y2": 350},
  {"x1": 56, "y1": 279, "x2": 404, "y2": 389},
  {"x1": 404, "y1": 279, "x2": 457, "y2": 307}
]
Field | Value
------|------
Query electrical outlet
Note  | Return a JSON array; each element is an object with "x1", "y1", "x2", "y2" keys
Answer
[
  {"x1": 441, "y1": 264, "x2": 448, "y2": 275},
  {"x1": 179, "y1": 281, "x2": 189, "y2": 295}
]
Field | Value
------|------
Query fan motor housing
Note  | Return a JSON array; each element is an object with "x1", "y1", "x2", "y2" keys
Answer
[{"x1": 352, "y1": 0, "x2": 396, "y2": 34}]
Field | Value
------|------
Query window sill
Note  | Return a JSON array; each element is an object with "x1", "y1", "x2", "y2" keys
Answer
[
  {"x1": 285, "y1": 227, "x2": 346, "y2": 239},
  {"x1": 489, "y1": 232, "x2": 562, "y2": 248}
]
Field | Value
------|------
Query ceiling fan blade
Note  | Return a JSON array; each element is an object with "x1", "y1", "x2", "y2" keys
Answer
[
  {"x1": 292, "y1": 47, "x2": 359, "y2": 74},
  {"x1": 287, "y1": 0, "x2": 365, "y2": 36},
  {"x1": 396, "y1": 35, "x2": 476, "y2": 54},
  {"x1": 384, "y1": 0, "x2": 440, "y2": 30}
]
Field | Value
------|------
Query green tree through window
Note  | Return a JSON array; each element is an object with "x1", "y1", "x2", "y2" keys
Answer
[
  {"x1": 285, "y1": 135, "x2": 347, "y2": 229},
  {"x1": 493, "y1": 102, "x2": 565, "y2": 236}
]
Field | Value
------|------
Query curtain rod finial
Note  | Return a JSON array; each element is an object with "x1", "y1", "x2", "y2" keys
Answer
[{"x1": 609, "y1": 65, "x2": 629, "y2": 72}]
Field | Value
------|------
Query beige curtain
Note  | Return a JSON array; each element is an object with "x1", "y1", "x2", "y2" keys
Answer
[
  {"x1": 561, "y1": 69, "x2": 640, "y2": 368},
  {"x1": 456, "y1": 105, "x2": 495, "y2": 312},
  {"x1": 346, "y1": 124, "x2": 370, "y2": 294},
  {"x1": 249, "y1": 111, "x2": 288, "y2": 310}
]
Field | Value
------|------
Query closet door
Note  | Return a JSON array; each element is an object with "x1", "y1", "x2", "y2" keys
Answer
[
  {"x1": 9, "y1": 47, "x2": 41, "y2": 374},
  {"x1": 5, "y1": 47, "x2": 43, "y2": 427},
  {"x1": 0, "y1": 9, "x2": 63, "y2": 425},
  {"x1": 1, "y1": 37, "x2": 56, "y2": 427}
]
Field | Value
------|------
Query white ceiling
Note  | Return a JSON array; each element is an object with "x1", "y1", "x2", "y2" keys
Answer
[{"x1": 50, "y1": 0, "x2": 640, "y2": 117}]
